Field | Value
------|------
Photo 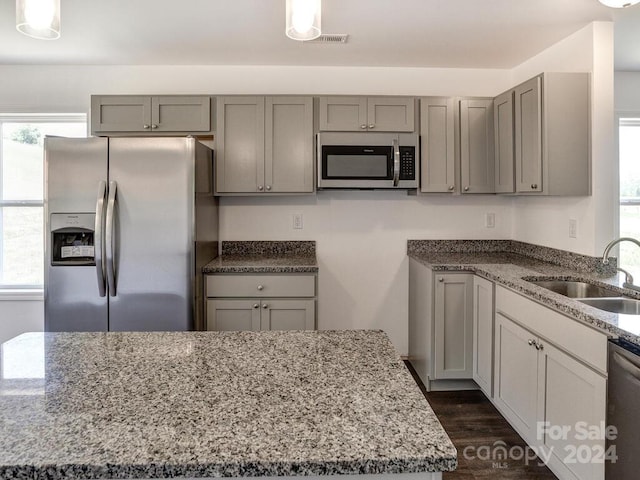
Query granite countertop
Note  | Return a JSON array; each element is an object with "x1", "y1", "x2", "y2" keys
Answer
[
  {"x1": 204, "y1": 241, "x2": 318, "y2": 274},
  {"x1": 0, "y1": 330, "x2": 456, "y2": 479},
  {"x1": 407, "y1": 240, "x2": 640, "y2": 346}
]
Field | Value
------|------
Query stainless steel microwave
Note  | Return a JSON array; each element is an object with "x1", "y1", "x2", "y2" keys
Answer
[{"x1": 317, "y1": 132, "x2": 419, "y2": 189}]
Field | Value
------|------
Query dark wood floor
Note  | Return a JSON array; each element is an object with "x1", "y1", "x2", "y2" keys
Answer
[{"x1": 404, "y1": 361, "x2": 558, "y2": 479}]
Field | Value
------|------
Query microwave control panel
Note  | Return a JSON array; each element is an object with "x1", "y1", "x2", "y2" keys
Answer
[{"x1": 399, "y1": 146, "x2": 416, "y2": 180}]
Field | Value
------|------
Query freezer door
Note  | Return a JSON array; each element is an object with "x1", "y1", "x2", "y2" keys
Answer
[
  {"x1": 44, "y1": 137, "x2": 109, "y2": 332},
  {"x1": 107, "y1": 137, "x2": 195, "y2": 331}
]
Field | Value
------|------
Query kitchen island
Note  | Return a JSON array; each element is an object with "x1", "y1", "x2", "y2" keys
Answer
[{"x1": 0, "y1": 330, "x2": 456, "y2": 479}]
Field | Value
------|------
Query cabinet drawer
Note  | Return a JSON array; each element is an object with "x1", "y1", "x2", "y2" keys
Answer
[
  {"x1": 206, "y1": 274, "x2": 315, "y2": 298},
  {"x1": 495, "y1": 286, "x2": 608, "y2": 373}
]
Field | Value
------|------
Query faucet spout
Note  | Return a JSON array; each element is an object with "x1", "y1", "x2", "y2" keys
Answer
[{"x1": 602, "y1": 237, "x2": 640, "y2": 265}]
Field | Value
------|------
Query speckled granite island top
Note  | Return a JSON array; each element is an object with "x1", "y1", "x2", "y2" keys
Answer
[
  {"x1": 0, "y1": 330, "x2": 456, "y2": 479},
  {"x1": 408, "y1": 239, "x2": 640, "y2": 347},
  {"x1": 204, "y1": 241, "x2": 318, "y2": 274}
]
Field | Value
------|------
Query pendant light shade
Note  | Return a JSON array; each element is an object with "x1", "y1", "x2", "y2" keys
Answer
[
  {"x1": 16, "y1": 0, "x2": 61, "y2": 40},
  {"x1": 598, "y1": 0, "x2": 640, "y2": 7},
  {"x1": 286, "y1": 0, "x2": 321, "y2": 41}
]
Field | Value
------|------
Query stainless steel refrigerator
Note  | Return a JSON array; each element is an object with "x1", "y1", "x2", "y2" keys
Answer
[{"x1": 44, "y1": 136, "x2": 218, "y2": 332}]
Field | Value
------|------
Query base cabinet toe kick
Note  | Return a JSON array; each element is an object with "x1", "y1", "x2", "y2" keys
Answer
[{"x1": 409, "y1": 259, "x2": 609, "y2": 480}]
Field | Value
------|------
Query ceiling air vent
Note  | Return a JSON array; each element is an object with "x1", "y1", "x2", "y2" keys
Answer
[{"x1": 306, "y1": 34, "x2": 349, "y2": 44}]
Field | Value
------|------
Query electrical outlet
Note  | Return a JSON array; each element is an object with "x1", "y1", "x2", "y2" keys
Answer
[
  {"x1": 569, "y1": 219, "x2": 577, "y2": 238},
  {"x1": 293, "y1": 213, "x2": 303, "y2": 230},
  {"x1": 485, "y1": 213, "x2": 495, "y2": 229}
]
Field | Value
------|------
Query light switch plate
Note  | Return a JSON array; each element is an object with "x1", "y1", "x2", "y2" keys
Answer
[
  {"x1": 293, "y1": 213, "x2": 303, "y2": 230},
  {"x1": 485, "y1": 213, "x2": 495, "y2": 228}
]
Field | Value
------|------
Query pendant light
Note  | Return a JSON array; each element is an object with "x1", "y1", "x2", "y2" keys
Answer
[
  {"x1": 16, "y1": 0, "x2": 61, "y2": 40},
  {"x1": 598, "y1": 0, "x2": 640, "y2": 7},
  {"x1": 286, "y1": 0, "x2": 321, "y2": 41}
]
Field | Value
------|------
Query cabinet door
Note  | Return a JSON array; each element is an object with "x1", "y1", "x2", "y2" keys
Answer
[
  {"x1": 460, "y1": 99, "x2": 494, "y2": 194},
  {"x1": 152, "y1": 96, "x2": 211, "y2": 132},
  {"x1": 420, "y1": 98, "x2": 456, "y2": 193},
  {"x1": 433, "y1": 273, "x2": 473, "y2": 379},
  {"x1": 494, "y1": 90, "x2": 515, "y2": 193},
  {"x1": 91, "y1": 96, "x2": 151, "y2": 133},
  {"x1": 514, "y1": 76, "x2": 542, "y2": 193},
  {"x1": 216, "y1": 96, "x2": 265, "y2": 193},
  {"x1": 265, "y1": 97, "x2": 314, "y2": 193},
  {"x1": 472, "y1": 276, "x2": 494, "y2": 397},
  {"x1": 367, "y1": 97, "x2": 415, "y2": 132},
  {"x1": 319, "y1": 96, "x2": 367, "y2": 131},
  {"x1": 206, "y1": 299, "x2": 261, "y2": 331},
  {"x1": 493, "y1": 313, "x2": 539, "y2": 444},
  {"x1": 540, "y1": 341, "x2": 606, "y2": 480},
  {"x1": 260, "y1": 299, "x2": 315, "y2": 331}
]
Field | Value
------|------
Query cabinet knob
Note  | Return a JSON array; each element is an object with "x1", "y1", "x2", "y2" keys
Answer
[
  {"x1": 266, "y1": 185, "x2": 272, "y2": 191},
  {"x1": 253, "y1": 303, "x2": 259, "y2": 309},
  {"x1": 464, "y1": 186, "x2": 469, "y2": 191},
  {"x1": 448, "y1": 185, "x2": 454, "y2": 191},
  {"x1": 258, "y1": 185, "x2": 264, "y2": 191},
  {"x1": 360, "y1": 124, "x2": 367, "y2": 129},
  {"x1": 262, "y1": 304, "x2": 268, "y2": 309},
  {"x1": 537, "y1": 342, "x2": 544, "y2": 351},
  {"x1": 257, "y1": 285, "x2": 264, "y2": 291},
  {"x1": 368, "y1": 124, "x2": 375, "y2": 129},
  {"x1": 531, "y1": 184, "x2": 538, "y2": 190},
  {"x1": 143, "y1": 124, "x2": 150, "y2": 129},
  {"x1": 528, "y1": 339, "x2": 534, "y2": 346},
  {"x1": 438, "y1": 277, "x2": 444, "y2": 282},
  {"x1": 151, "y1": 124, "x2": 158, "y2": 129}
]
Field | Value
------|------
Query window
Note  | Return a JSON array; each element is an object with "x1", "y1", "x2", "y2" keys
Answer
[
  {"x1": 618, "y1": 117, "x2": 640, "y2": 278},
  {"x1": 0, "y1": 114, "x2": 87, "y2": 291}
]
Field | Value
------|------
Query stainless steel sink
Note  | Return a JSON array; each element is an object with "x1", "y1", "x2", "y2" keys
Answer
[
  {"x1": 578, "y1": 298, "x2": 640, "y2": 315},
  {"x1": 527, "y1": 279, "x2": 620, "y2": 298}
]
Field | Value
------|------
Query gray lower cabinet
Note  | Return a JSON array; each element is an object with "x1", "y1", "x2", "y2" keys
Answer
[
  {"x1": 434, "y1": 273, "x2": 474, "y2": 379},
  {"x1": 420, "y1": 97, "x2": 494, "y2": 194},
  {"x1": 495, "y1": 72, "x2": 591, "y2": 195},
  {"x1": 408, "y1": 258, "x2": 475, "y2": 390},
  {"x1": 91, "y1": 95, "x2": 211, "y2": 135},
  {"x1": 472, "y1": 275, "x2": 494, "y2": 398},
  {"x1": 319, "y1": 96, "x2": 415, "y2": 132},
  {"x1": 205, "y1": 273, "x2": 317, "y2": 331},
  {"x1": 215, "y1": 96, "x2": 314, "y2": 194}
]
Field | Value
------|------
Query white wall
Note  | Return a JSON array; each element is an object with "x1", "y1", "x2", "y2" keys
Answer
[
  {"x1": 0, "y1": 298, "x2": 43, "y2": 345},
  {"x1": 0, "y1": 23, "x2": 614, "y2": 353},
  {"x1": 615, "y1": 71, "x2": 640, "y2": 113},
  {"x1": 510, "y1": 22, "x2": 616, "y2": 256}
]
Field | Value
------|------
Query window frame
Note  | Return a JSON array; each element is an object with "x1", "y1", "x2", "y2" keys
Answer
[{"x1": 0, "y1": 113, "x2": 87, "y2": 297}]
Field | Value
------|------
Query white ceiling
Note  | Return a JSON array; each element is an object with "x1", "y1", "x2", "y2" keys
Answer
[{"x1": 0, "y1": 0, "x2": 638, "y2": 70}]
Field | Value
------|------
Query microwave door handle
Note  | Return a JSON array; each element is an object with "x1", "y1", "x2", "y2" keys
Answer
[{"x1": 392, "y1": 139, "x2": 400, "y2": 187}]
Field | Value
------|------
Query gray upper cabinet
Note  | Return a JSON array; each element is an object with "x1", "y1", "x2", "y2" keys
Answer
[
  {"x1": 493, "y1": 90, "x2": 515, "y2": 193},
  {"x1": 319, "y1": 96, "x2": 415, "y2": 132},
  {"x1": 420, "y1": 97, "x2": 456, "y2": 193},
  {"x1": 514, "y1": 77, "x2": 543, "y2": 193},
  {"x1": 460, "y1": 99, "x2": 494, "y2": 194},
  {"x1": 499, "y1": 72, "x2": 590, "y2": 196},
  {"x1": 216, "y1": 96, "x2": 314, "y2": 195},
  {"x1": 91, "y1": 95, "x2": 211, "y2": 135}
]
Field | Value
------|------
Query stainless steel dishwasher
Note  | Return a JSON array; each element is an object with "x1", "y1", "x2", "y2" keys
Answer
[{"x1": 606, "y1": 338, "x2": 640, "y2": 479}]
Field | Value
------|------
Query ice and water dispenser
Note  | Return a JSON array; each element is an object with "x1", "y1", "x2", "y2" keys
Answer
[{"x1": 50, "y1": 213, "x2": 96, "y2": 266}]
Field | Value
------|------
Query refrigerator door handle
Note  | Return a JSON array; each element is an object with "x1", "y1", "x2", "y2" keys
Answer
[
  {"x1": 94, "y1": 181, "x2": 107, "y2": 297},
  {"x1": 105, "y1": 180, "x2": 118, "y2": 297}
]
